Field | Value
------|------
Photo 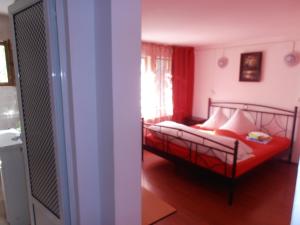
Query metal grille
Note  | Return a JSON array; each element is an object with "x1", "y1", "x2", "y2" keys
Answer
[{"x1": 14, "y1": 1, "x2": 60, "y2": 218}]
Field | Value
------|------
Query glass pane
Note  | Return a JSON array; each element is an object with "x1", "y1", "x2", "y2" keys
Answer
[
  {"x1": 0, "y1": 45, "x2": 8, "y2": 83},
  {"x1": 141, "y1": 55, "x2": 173, "y2": 121}
]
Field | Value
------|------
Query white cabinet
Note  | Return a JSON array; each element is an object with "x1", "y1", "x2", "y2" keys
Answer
[{"x1": 0, "y1": 144, "x2": 30, "y2": 225}]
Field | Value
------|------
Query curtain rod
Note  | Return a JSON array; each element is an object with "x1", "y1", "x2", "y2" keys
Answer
[{"x1": 195, "y1": 39, "x2": 300, "y2": 51}]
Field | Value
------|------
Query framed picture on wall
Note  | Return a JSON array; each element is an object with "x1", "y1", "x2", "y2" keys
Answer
[{"x1": 239, "y1": 52, "x2": 262, "y2": 82}]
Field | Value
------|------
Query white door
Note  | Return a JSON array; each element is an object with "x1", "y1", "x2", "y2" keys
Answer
[{"x1": 9, "y1": 1, "x2": 70, "y2": 224}]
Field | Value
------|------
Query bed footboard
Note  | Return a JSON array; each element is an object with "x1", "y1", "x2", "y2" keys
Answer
[{"x1": 141, "y1": 118, "x2": 239, "y2": 205}]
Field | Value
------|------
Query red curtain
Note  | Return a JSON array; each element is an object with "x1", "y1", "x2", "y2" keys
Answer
[{"x1": 172, "y1": 46, "x2": 195, "y2": 123}]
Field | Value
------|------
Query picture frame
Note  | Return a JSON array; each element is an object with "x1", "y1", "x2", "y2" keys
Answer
[{"x1": 239, "y1": 52, "x2": 262, "y2": 82}]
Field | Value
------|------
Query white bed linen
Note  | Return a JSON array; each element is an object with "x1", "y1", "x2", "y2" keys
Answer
[{"x1": 148, "y1": 121, "x2": 254, "y2": 164}]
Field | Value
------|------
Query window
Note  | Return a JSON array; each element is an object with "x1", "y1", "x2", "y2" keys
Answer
[
  {"x1": 141, "y1": 53, "x2": 173, "y2": 122},
  {"x1": 0, "y1": 41, "x2": 15, "y2": 86}
]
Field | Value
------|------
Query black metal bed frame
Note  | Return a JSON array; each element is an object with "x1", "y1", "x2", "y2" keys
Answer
[{"x1": 142, "y1": 98, "x2": 298, "y2": 205}]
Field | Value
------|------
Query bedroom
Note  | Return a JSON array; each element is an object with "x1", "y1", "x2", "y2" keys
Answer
[
  {"x1": 0, "y1": 0, "x2": 299, "y2": 224},
  {"x1": 141, "y1": 0, "x2": 300, "y2": 224}
]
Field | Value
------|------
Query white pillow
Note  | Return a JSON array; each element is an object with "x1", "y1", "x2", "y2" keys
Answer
[
  {"x1": 200, "y1": 108, "x2": 228, "y2": 130},
  {"x1": 219, "y1": 109, "x2": 256, "y2": 135}
]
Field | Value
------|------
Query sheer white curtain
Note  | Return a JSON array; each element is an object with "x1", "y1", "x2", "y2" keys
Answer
[{"x1": 141, "y1": 43, "x2": 173, "y2": 122}]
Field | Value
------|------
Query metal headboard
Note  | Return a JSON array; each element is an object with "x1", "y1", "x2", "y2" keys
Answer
[{"x1": 208, "y1": 98, "x2": 298, "y2": 162}]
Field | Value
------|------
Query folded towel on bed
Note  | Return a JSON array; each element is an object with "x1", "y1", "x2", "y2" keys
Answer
[{"x1": 247, "y1": 131, "x2": 272, "y2": 144}]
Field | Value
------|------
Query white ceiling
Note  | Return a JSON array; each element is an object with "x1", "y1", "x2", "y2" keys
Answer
[
  {"x1": 1, "y1": 0, "x2": 299, "y2": 47},
  {"x1": 0, "y1": 0, "x2": 14, "y2": 15},
  {"x1": 142, "y1": 0, "x2": 300, "y2": 47}
]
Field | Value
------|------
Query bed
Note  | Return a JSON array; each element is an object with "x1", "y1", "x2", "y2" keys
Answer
[{"x1": 142, "y1": 98, "x2": 298, "y2": 205}]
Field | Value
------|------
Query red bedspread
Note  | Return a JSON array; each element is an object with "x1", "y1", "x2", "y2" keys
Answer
[{"x1": 144, "y1": 127, "x2": 291, "y2": 178}]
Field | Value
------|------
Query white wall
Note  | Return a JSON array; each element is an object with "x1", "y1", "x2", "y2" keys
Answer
[
  {"x1": 193, "y1": 40, "x2": 300, "y2": 162},
  {"x1": 111, "y1": 0, "x2": 141, "y2": 224},
  {"x1": 0, "y1": 14, "x2": 10, "y2": 40},
  {"x1": 0, "y1": 87, "x2": 19, "y2": 129},
  {"x1": 0, "y1": 15, "x2": 19, "y2": 130},
  {"x1": 66, "y1": 0, "x2": 141, "y2": 224},
  {"x1": 66, "y1": 1, "x2": 102, "y2": 224},
  {"x1": 291, "y1": 163, "x2": 300, "y2": 225}
]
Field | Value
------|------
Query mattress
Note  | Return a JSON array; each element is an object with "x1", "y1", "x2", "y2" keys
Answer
[{"x1": 144, "y1": 126, "x2": 290, "y2": 178}]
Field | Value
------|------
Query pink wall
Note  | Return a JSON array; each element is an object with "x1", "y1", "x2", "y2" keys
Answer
[{"x1": 193, "y1": 40, "x2": 300, "y2": 162}]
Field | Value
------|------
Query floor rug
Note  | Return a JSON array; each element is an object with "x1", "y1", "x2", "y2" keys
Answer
[{"x1": 142, "y1": 188, "x2": 176, "y2": 225}]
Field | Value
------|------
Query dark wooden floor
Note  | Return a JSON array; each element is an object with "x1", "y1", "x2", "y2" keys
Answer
[{"x1": 142, "y1": 151, "x2": 298, "y2": 225}]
